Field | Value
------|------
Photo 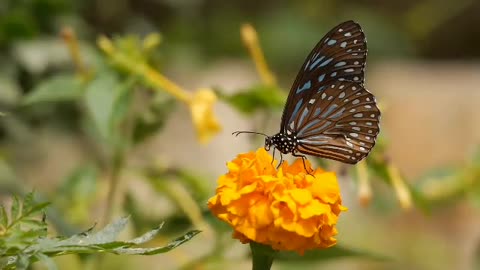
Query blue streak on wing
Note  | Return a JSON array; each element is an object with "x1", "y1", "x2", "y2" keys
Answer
[
  {"x1": 330, "y1": 107, "x2": 346, "y2": 119},
  {"x1": 309, "y1": 56, "x2": 325, "y2": 70},
  {"x1": 301, "y1": 140, "x2": 329, "y2": 145},
  {"x1": 299, "y1": 135, "x2": 331, "y2": 145},
  {"x1": 296, "y1": 80, "x2": 312, "y2": 94},
  {"x1": 298, "y1": 119, "x2": 321, "y2": 135},
  {"x1": 304, "y1": 60, "x2": 310, "y2": 71},
  {"x1": 298, "y1": 108, "x2": 309, "y2": 127},
  {"x1": 300, "y1": 121, "x2": 332, "y2": 137},
  {"x1": 303, "y1": 135, "x2": 331, "y2": 140},
  {"x1": 317, "y1": 86, "x2": 327, "y2": 93},
  {"x1": 319, "y1": 58, "x2": 333, "y2": 67},
  {"x1": 318, "y1": 74, "x2": 326, "y2": 82},
  {"x1": 335, "y1": 61, "x2": 346, "y2": 67},
  {"x1": 320, "y1": 104, "x2": 339, "y2": 118},
  {"x1": 288, "y1": 99, "x2": 303, "y2": 125}
]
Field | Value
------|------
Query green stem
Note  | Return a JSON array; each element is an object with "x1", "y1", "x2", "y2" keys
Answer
[
  {"x1": 250, "y1": 242, "x2": 276, "y2": 270},
  {"x1": 103, "y1": 150, "x2": 124, "y2": 225}
]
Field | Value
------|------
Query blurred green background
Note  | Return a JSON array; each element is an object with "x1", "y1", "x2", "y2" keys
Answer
[{"x1": 1, "y1": 0, "x2": 480, "y2": 269}]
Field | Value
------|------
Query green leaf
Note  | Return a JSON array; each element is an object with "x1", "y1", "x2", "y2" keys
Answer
[
  {"x1": 11, "y1": 196, "x2": 21, "y2": 222},
  {"x1": 275, "y1": 245, "x2": 389, "y2": 262},
  {"x1": 0, "y1": 205, "x2": 8, "y2": 228},
  {"x1": 15, "y1": 254, "x2": 30, "y2": 270},
  {"x1": 26, "y1": 202, "x2": 51, "y2": 216},
  {"x1": 218, "y1": 85, "x2": 286, "y2": 115},
  {"x1": 84, "y1": 73, "x2": 135, "y2": 142},
  {"x1": 112, "y1": 230, "x2": 201, "y2": 255},
  {"x1": 22, "y1": 192, "x2": 35, "y2": 214},
  {"x1": 34, "y1": 253, "x2": 57, "y2": 270},
  {"x1": 54, "y1": 216, "x2": 129, "y2": 247},
  {"x1": 22, "y1": 75, "x2": 83, "y2": 105},
  {"x1": 31, "y1": 218, "x2": 199, "y2": 257},
  {"x1": 126, "y1": 223, "x2": 164, "y2": 245},
  {"x1": 21, "y1": 218, "x2": 47, "y2": 228},
  {"x1": 2, "y1": 210, "x2": 200, "y2": 268},
  {"x1": 133, "y1": 96, "x2": 176, "y2": 144}
]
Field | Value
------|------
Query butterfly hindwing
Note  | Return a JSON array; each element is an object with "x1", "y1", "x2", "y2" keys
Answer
[
  {"x1": 290, "y1": 82, "x2": 380, "y2": 163},
  {"x1": 280, "y1": 20, "x2": 368, "y2": 134}
]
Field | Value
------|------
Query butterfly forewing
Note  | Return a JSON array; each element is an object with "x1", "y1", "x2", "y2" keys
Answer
[
  {"x1": 290, "y1": 82, "x2": 380, "y2": 164},
  {"x1": 280, "y1": 20, "x2": 367, "y2": 134}
]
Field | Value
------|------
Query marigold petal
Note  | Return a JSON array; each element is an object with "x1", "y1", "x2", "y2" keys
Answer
[
  {"x1": 290, "y1": 189, "x2": 313, "y2": 205},
  {"x1": 299, "y1": 200, "x2": 330, "y2": 219}
]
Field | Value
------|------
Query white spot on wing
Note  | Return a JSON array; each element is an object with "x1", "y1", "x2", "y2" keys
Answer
[
  {"x1": 349, "y1": 132, "x2": 358, "y2": 137},
  {"x1": 345, "y1": 32, "x2": 352, "y2": 37}
]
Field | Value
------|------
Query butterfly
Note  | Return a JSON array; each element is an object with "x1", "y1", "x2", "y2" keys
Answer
[{"x1": 234, "y1": 20, "x2": 380, "y2": 166}]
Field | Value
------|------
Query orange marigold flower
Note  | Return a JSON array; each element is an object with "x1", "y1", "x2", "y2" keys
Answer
[{"x1": 208, "y1": 148, "x2": 347, "y2": 254}]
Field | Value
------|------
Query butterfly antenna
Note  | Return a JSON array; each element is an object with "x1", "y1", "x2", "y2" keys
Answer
[{"x1": 232, "y1": 131, "x2": 269, "y2": 137}]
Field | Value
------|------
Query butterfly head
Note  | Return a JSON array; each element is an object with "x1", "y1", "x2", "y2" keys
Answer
[{"x1": 264, "y1": 136, "x2": 273, "y2": 151}]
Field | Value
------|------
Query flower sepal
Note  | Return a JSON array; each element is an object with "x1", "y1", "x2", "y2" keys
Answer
[{"x1": 250, "y1": 242, "x2": 277, "y2": 270}]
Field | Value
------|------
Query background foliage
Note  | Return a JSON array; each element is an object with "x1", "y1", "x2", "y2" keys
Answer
[{"x1": 1, "y1": 0, "x2": 480, "y2": 269}]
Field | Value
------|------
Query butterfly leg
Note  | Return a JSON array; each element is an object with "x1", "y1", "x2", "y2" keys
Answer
[
  {"x1": 271, "y1": 147, "x2": 276, "y2": 165},
  {"x1": 292, "y1": 152, "x2": 313, "y2": 175},
  {"x1": 276, "y1": 151, "x2": 284, "y2": 169}
]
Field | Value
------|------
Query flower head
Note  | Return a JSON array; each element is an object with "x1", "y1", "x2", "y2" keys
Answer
[
  {"x1": 208, "y1": 148, "x2": 347, "y2": 254},
  {"x1": 188, "y1": 88, "x2": 222, "y2": 144}
]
